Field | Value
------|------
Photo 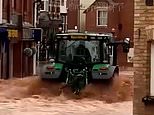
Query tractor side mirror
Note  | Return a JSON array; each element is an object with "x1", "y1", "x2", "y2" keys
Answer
[{"x1": 123, "y1": 37, "x2": 130, "y2": 53}]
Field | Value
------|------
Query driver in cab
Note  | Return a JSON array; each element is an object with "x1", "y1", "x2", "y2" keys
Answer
[{"x1": 75, "y1": 41, "x2": 91, "y2": 63}]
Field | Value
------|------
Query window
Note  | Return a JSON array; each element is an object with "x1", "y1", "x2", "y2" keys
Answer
[
  {"x1": 41, "y1": 1, "x2": 45, "y2": 10},
  {"x1": 40, "y1": 0, "x2": 49, "y2": 11},
  {"x1": 97, "y1": 9, "x2": 108, "y2": 26},
  {"x1": 61, "y1": 0, "x2": 64, "y2": 6},
  {"x1": 23, "y1": 0, "x2": 27, "y2": 13},
  {"x1": 51, "y1": 6, "x2": 55, "y2": 12},
  {"x1": 146, "y1": 0, "x2": 153, "y2": 6},
  {"x1": 14, "y1": 0, "x2": 16, "y2": 10}
]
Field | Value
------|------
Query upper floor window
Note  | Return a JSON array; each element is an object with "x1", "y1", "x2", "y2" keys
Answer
[
  {"x1": 61, "y1": 0, "x2": 64, "y2": 6},
  {"x1": 24, "y1": 0, "x2": 28, "y2": 13},
  {"x1": 40, "y1": 0, "x2": 49, "y2": 11},
  {"x1": 97, "y1": 9, "x2": 108, "y2": 26},
  {"x1": 146, "y1": 0, "x2": 153, "y2": 6},
  {"x1": 41, "y1": 1, "x2": 45, "y2": 10},
  {"x1": 11, "y1": 0, "x2": 16, "y2": 11}
]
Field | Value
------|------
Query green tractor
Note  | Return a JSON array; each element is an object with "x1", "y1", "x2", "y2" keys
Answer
[{"x1": 39, "y1": 32, "x2": 130, "y2": 94}]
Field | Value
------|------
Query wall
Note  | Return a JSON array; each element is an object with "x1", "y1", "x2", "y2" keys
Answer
[
  {"x1": 67, "y1": 0, "x2": 79, "y2": 30},
  {"x1": 134, "y1": 0, "x2": 154, "y2": 115},
  {"x1": 1, "y1": 0, "x2": 34, "y2": 78},
  {"x1": 85, "y1": 0, "x2": 134, "y2": 66}
]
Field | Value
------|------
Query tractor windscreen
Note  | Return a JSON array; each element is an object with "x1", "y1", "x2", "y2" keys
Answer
[{"x1": 58, "y1": 40, "x2": 101, "y2": 64}]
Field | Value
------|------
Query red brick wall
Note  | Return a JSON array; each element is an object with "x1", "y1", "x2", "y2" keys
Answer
[
  {"x1": 3, "y1": 0, "x2": 33, "y2": 23},
  {"x1": 2, "y1": 0, "x2": 33, "y2": 77},
  {"x1": 85, "y1": 0, "x2": 134, "y2": 66},
  {"x1": 67, "y1": 0, "x2": 79, "y2": 29},
  {"x1": 85, "y1": 7, "x2": 119, "y2": 33}
]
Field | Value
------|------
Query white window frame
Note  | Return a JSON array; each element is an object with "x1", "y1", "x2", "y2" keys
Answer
[
  {"x1": 61, "y1": 0, "x2": 64, "y2": 6},
  {"x1": 96, "y1": 7, "x2": 108, "y2": 27},
  {"x1": 40, "y1": 0, "x2": 49, "y2": 11}
]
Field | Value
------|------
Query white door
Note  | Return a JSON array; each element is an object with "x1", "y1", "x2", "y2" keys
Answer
[{"x1": 151, "y1": 43, "x2": 154, "y2": 96}]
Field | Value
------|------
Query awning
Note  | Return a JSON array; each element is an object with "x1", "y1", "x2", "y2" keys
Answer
[
  {"x1": 0, "y1": 28, "x2": 8, "y2": 41},
  {"x1": 0, "y1": 27, "x2": 9, "y2": 52},
  {"x1": 0, "y1": 27, "x2": 7, "y2": 33}
]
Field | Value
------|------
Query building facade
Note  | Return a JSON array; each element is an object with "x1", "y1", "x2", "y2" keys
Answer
[
  {"x1": 134, "y1": 0, "x2": 154, "y2": 115},
  {"x1": 0, "y1": 0, "x2": 36, "y2": 79},
  {"x1": 36, "y1": 0, "x2": 67, "y2": 61},
  {"x1": 67, "y1": 0, "x2": 134, "y2": 66}
]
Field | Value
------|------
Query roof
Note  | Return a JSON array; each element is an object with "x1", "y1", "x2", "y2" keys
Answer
[{"x1": 83, "y1": 0, "x2": 123, "y2": 13}]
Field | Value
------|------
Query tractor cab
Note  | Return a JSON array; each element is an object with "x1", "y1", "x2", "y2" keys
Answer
[{"x1": 55, "y1": 33, "x2": 114, "y2": 66}]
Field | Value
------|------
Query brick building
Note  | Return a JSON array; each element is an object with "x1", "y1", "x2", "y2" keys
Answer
[
  {"x1": 36, "y1": 0, "x2": 67, "y2": 60},
  {"x1": 134, "y1": 0, "x2": 154, "y2": 114},
  {"x1": 0, "y1": 0, "x2": 36, "y2": 79},
  {"x1": 67, "y1": 0, "x2": 134, "y2": 66}
]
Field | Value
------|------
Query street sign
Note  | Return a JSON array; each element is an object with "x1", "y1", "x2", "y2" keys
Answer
[{"x1": 31, "y1": 28, "x2": 43, "y2": 42}]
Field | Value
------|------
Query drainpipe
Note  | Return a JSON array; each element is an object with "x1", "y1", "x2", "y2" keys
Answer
[
  {"x1": 5, "y1": 0, "x2": 10, "y2": 79},
  {"x1": 32, "y1": 0, "x2": 42, "y2": 75},
  {"x1": 0, "y1": 0, "x2": 2, "y2": 78},
  {"x1": 7, "y1": 0, "x2": 10, "y2": 23},
  {"x1": 0, "y1": 0, "x2": 2, "y2": 23},
  {"x1": 33, "y1": 1, "x2": 37, "y2": 75}
]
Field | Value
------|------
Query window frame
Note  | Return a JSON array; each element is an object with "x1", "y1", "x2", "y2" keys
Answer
[
  {"x1": 61, "y1": 0, "x2": 64, "y2": 6},
  {"x1": 40, "y1": 0, "x2": 49, "y2": 11},
  {"x1": 96, "y1": 7, "x2": 108, "y2": 27},
  {"x1": 145, "y1": 0, "x2": 153, "y2": 6}
]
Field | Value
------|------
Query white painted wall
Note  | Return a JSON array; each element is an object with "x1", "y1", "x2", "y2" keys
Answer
[
  {"x1": 79, "y1": 0, "x2": 95, "y2": 32},
  {"x1": 151, "y1": 43, "x2": 154, "y2": 96},
  {"x1": 60, "y1": 0, "x2": 67, "y2": 14}
]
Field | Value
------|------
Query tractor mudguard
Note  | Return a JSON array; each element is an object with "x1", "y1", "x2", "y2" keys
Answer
[
  {"x1": 92, "y1": 64, "x2": 119, "y2": 80},
  {"x1": 40, "y1": 63, "x2": 63, "y2": 79}
]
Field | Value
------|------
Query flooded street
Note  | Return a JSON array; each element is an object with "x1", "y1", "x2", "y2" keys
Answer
[
  {"x1": 0, "y1": 98, "x2": 132, "y2": 115},
  {"x1": 0, "y1": 69, "x2": 133, "y2": 115}
]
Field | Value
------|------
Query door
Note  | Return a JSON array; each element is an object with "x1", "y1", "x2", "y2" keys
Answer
[{"x1": 151, "y1": 42, "x2": 154, "y2": 96}]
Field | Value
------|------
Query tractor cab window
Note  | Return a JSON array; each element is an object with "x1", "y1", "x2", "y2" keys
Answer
[
  {"x1": 58, "y1": 40, "x2": 101, "y2": 63},
  {"x1": 102, "y1": 40, "x2": 112, "y2": 63}
]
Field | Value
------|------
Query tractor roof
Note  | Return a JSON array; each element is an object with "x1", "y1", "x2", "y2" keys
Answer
[{"x1": 56, "y1": 32, "x2": 112, "y2": 37}]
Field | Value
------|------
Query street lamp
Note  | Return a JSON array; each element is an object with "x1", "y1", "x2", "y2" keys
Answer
[{"x1": 111, "y1": 28, "x2": 116, "y2": 37}]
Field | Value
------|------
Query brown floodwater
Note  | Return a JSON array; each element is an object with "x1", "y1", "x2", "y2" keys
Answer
[
  {"x1": 0, "y1": 71, "x2": 133, "y2": 103},
  {"x1": 0, "y1": 71, "x2": 133, "y2": 115}
]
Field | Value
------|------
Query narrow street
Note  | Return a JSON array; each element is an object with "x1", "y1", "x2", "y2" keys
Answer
[{"x1": 0, "y1": 68, "x2": 133, "y2": 115}]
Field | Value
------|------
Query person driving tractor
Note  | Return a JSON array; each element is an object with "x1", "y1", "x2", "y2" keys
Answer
[{"x1": 75, "y1": 41, "x2": 91, "y2": 63}]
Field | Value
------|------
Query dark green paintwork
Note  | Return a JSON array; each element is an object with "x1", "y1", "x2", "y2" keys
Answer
[{"x1": 54, "y1": 63, "x2": 63, "y2": 70}]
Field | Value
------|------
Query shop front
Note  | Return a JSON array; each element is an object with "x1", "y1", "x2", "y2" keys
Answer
[{"x1": 0, "y1": 26, "x2": 19, "y2": 79}]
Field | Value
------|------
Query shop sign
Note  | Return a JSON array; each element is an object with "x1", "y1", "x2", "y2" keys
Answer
[
  {"x1": 31, "y1": 28, "x2": 43, "y2": 42},
  {"x1": 7, "y1": 29, "x2": 19, "y2": 40}
]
